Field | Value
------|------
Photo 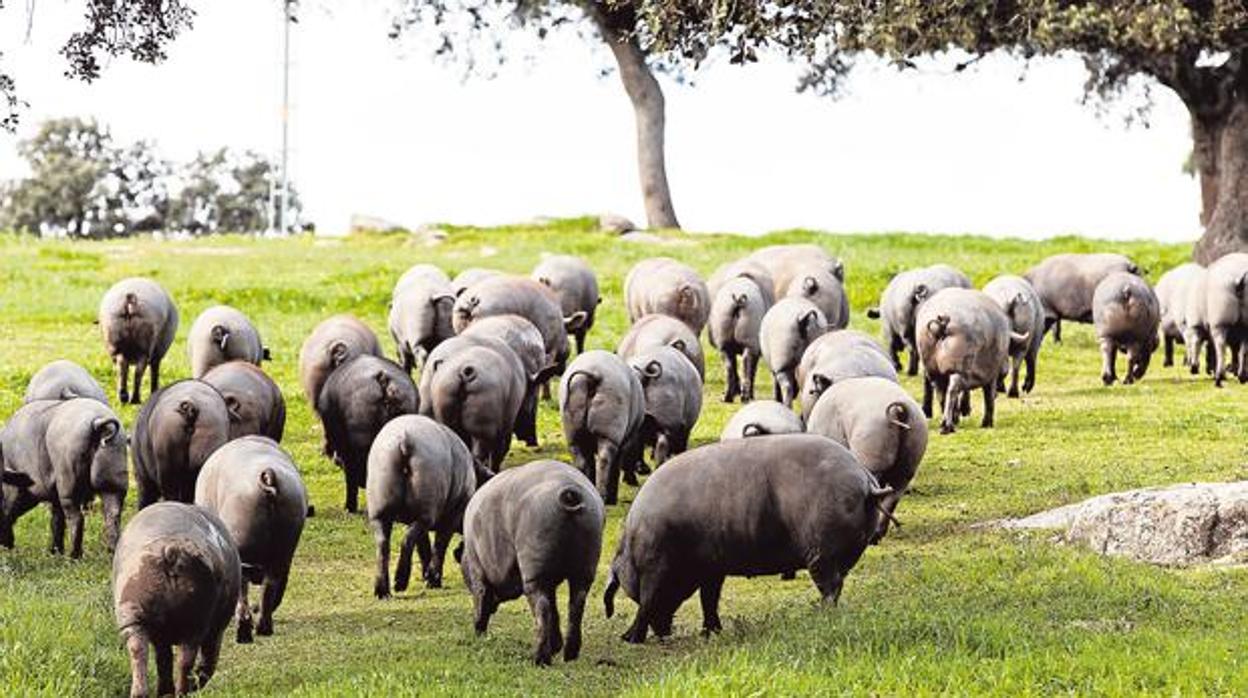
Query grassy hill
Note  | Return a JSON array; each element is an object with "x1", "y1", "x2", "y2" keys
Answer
[{"x1": 3, "y1": 220, "x2": 1246, "y2": 695}]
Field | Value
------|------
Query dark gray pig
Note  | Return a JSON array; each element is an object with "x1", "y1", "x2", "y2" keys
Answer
[
  {"x1": 420, "y1": 336, "x2": 526, "y2": 471},
  {"x1": 982, "y1": 274, "x2": 1045, "y2": 397},
  {"x1": 459, "y1": 459, "x2": 604, "y2": 665},
  {"x1": 23, "y1": 359, "x2": 108, "y2": 404},
  {"x1": 533, "y1": 255, "x2": 600, "y2": 354},
  {"x1": 112, "y1": 502, "x2": 240, "y2": 697},
  {"x1": 708, "y1": 275, "x2": 769, "y2": 402},
  {"x1": 394, "y1": 263, "x2": 450, "y2": 294},
  {"x1": 628, "y1": 347, "x2": 703, "y2": 467},
  {"x1": 132, "y1": 380, "x2": 234, "y2": 508},
  {"x1": 1092, "y1": 272, "x2": 1161, "y2": 386},
  {"x1": 188, "y1": 305, "x2": 268, "y2": 379},
  {"x1": 201, "y1": 361, "x2": 286, "y2": 442},
  {"x1": 388, "y1": 272, "x2": 456, "y2": 373},
  {"x1": 1155, "y1": 263, "x2": 1203, "y2": 368},
  {"x1": 805, "y1": 376, "x2": 927, "y2": 542},
  {"x1": 760, "y1": 297, "x2": 828, "y2": 406},
  {"x1": 559, "y1": 350, "x2": 646, "y2": 505},
  {"x1": 367, "y1": 415, "x2": 477, "y2": 599},
  {"x1": 1024, "y1": 253, "x2": 1138, "y2": 342},
  {"x1": 1182, "y1": 265, "x2": 1215, "y2": 375},
  {"x1": 453, "y1": 275, "x2": 573, "y2": 371},
  {"x1": 796, "y1": 330, "x2": 890, "y2": 388},
  {"x1": 297, "y1": 314, "x2": 382, "y2": 410},
  {"x1": 0, "y1": 397, "x2": 127, "y2": 556},
  {"x1": 719, "y1": 400, "x2": 804, "y2": 440},
  {"x1": 866, "y1": 264, "x2": 972, "y2": 376},
  {"x1": 450, "y1": 267, "x2": 503, "y2": 298},
  {"x1": 915, "y1": 288, "x2": 1017, "y2": 434},
  {"x1": 98, "y1": 277, "x2": 179, "y2": 404},
  {"x1": 797, "y1": 342, "x2": 900, "y2": 422},
  {"x1": 618, "y1": 313, "x2": 706, "y2": 379},
  {"x1": 624, "y1": 258, "x2": 710, "y2": 335},
  {"x1": 604, "y1": 434, "x2": 888, "y2": 643},
  {"x1": 460, "y1": 315, "x2": 559, "y2": 447},
  {"x1": 784, "y1": 263, "x2": 850, "y2": 330},
  {"x1": 744, "y1": 244, "x2": 845, "y2": 293},
  {"x1": 1203, "y1": 252, "x2": 1248, "y2": 385},
  {"x1": 707, "y1": 258, "x2": 776, "y2": 307},
  {"x1": 194, "y1": 436, "x2": 307, "y2": 642},
  {"x1": 317, "y1": 355, "x2": 419, "y2": 513}
]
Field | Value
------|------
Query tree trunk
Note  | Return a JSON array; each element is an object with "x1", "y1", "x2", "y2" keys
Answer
[
  {"x1": 587, "y1": 4, "x2": 681, "y2": 230},
  {"x1": 1191, "y1": 113, "x2": 1222, "y2": 227},
  {"x1": 1194, "y1": 93, "x2": 1248, "y2": 264}
]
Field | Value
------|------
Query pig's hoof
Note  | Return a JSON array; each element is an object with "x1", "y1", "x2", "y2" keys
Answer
[
  {"x1": 1101, "y1": 374, "x2": 1115, "y2": 386},
  {"x1": 256, "y1": 618, "x2": 273, "y2": 636},
  {"x1": 563, "y1": 642, "x2": 581, "y2": 662},
  {"x1": 1007, "y1": 388, "x2": 1020, "y2": 399},
  {"x1": 622, "y1": 472, "x2": 639, "y2": 487},
  {"x1": 940, "y1": 424, "x2": 955, "y2": 435},
  {"x1": 118, "y1": 390, "x2": 129, "y2": 404},
  {"x1": 425, "y1": 576, "x2": 442, "y2": 590},
  {"x1": 635, "y1": 461, "x2": 651, "y2": 476},
  {"x1": 701, "y1": 621, "x2": 722, "y2": 636},
  {"x1": 620, "y1": 630, "x2": 645, "y2": 644},
  {"x1": 236, "y1": 623, "x2": 254, "y2": 644},
  {"x1": 374, "y1": 581, "x2": 391, "y2": 600}
]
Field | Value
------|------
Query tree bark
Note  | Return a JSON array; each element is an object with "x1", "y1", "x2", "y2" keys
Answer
[
  {"x1": 1194, "y1": 93, "x2": 1248, "y2": 264},
  {"x1": 1190, "y1": 112, "x2": 1222, "y2": 227},
  {"x1": 587, "y1": 3, "x2": 681, "y2": 230}
]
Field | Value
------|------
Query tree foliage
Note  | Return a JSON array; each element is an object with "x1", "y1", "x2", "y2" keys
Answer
[
  {"x1": 0, "y1": 117, "x2": 296, "y2": 237},
  {"x1": 1, "y1": 0, "x2": 196, "y2": 130}
]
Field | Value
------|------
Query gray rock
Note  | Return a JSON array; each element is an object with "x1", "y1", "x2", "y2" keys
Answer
[
  {"x1": 1001, "y1": 481, "x2": 1248, "y2": 566},
  {"x1": 600, "y1": 214, "x2": 637, "y2": 235}
]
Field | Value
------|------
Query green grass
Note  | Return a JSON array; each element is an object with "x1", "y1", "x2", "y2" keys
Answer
[{"x1": 3, "y1": 219, "x2": 1247, "y2": 696}]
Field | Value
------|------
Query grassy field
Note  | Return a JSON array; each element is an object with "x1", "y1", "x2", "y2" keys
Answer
[{"x1": 3, "y1": 219, "x2": 1247, "y2": 696}]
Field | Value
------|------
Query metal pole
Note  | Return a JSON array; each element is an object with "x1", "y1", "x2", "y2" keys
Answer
[{"x1": 278, "y1": 0, "x2": 293, "y2": 235}]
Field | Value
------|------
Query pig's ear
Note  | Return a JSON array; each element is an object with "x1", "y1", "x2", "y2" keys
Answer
[
  {"x1": 92, "y1": 416, "x2": 121, "y2": 446},
  {"x1": 799, "y1": 310, "x2": 821, "y2": 337},
  {"x1": 564, "y1": 311, "x2": 588, "y2": 332},
  {"x1": 223, "y1": 395, "x2": 243, "y2": 424},
  {"x1": 329, "y1": 341, "x2": 350, "y2": 367},
  {"x1": 812, "y1": 374, "x2": 832, "y2": 393}
]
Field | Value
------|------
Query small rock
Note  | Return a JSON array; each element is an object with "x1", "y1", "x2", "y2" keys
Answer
[
  {"x1": 999, "y1": 481, "x2": 1248, "y2": 566},
  {"x1": 599, "y1": 213, "x2": 637, "y2": 235}
]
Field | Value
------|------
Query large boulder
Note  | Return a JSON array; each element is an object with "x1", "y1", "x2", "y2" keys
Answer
[{"x1": 1002, "y1": 482, "x2": 1248, "y2": 566}]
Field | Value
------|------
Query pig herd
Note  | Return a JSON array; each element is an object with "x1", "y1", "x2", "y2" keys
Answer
[{"x1": 0, "y1": 244, "x2": 1234, "y2": 695}]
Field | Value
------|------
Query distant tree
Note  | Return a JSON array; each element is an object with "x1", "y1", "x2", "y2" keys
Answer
[
  {"x1": 0, "y1": 117, "x2": 115, "y2": 236},
  {"x1": 168, "y1": 148, "x2": 299, "y2": 235},
  {"x1": 101, "y1": 139, "x2": 173, "y2": 233},
  {"x1": 638, "y1": 1, "x2": 1248, "y2": 262},
  {"x1": 391, "y1": 0, "x2": 682, "y2": 229},
  {"x1": 1, "y1": 117, "x2": 296, "y2": 236}
]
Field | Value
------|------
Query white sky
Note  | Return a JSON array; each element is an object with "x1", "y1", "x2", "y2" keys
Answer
[{"x1": 0, "y1": 0, "x2": 1201, "y2": 241}]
